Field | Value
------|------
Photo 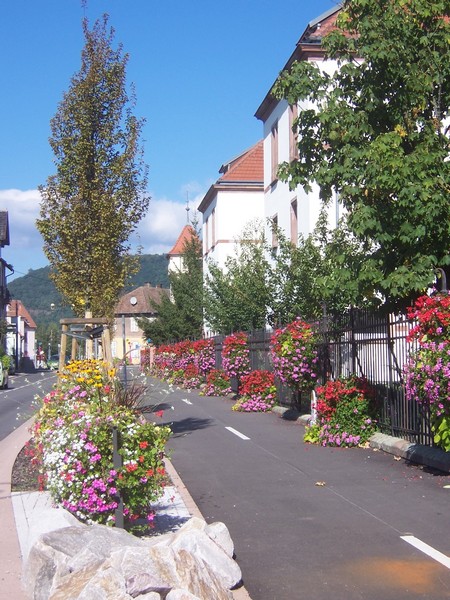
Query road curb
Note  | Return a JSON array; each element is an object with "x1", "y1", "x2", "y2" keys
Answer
[{"x1": 271, "y1": 405, "x2": 450, "y2": 474}]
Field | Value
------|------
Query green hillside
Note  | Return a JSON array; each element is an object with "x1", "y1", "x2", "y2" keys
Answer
[{"x1": 9, "y1": 254, "x2": 169, "y2": 326}]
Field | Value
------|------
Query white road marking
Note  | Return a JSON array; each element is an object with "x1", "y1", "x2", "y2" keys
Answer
[
  {"x1": 181, "y1": 398, "x2": 193, "y2": 405},
  {"x1": 401, "y1": 535, "x2": 450, "y2": 569},
  {"x1": 225, "y1": 426, "x2": 250, "y2": 440}
]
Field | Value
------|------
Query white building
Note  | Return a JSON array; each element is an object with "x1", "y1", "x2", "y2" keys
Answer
[
  {"x1": 255, "y1": 6, "x2": 342, "y2": 249},
  {"x1": 197, "y1": 140, "x2": 264, "y2": 270},
  {"x1": 6, "y1": 300, "x2": 37, "y2": 368},
  {"x1": 113, "y1": 283, "x2": 169, "y2": 364}
]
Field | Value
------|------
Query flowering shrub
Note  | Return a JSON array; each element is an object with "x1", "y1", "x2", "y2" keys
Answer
[
  {"x1": 203, "y1": 369, "x2": 232, "y2": 396},
  {"x1": 151, "y1": 339, "x2": 214, "y2": 388},
  {"x1": 222, "y1": 332, "x2": 250, "y2": 380},
  {"x1": 192, "y1": 339, "x2": 215, "y2": 376},
  {"x1": 405, "y1": 292, "x2": 450, "y2": 451},
  {"x1": 304, "y1": 376, "x2": 378, "y2": 447},
  {"x1": 270, "y1": 319, "x2": 319, "y2": 392},
  {"x1": 407, "y1": 291, "x2": 450, "y2": 342},
  {"x1": 32, "y1": 360, "x2": 171, "y2": 530},
  {"x1": 233, "y1": 370, "x2": 277, "y2": 412}
]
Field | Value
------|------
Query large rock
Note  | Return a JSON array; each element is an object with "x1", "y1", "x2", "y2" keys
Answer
[{"x1": 24, "y1": 518, "x2": 241, "y2": 600}]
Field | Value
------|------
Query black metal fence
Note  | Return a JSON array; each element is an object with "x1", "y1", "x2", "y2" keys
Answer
[{"x1": 212, "y1": 308, "x2": 433, "y2": 446}]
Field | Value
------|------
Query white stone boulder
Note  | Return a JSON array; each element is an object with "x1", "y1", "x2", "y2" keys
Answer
[{"x1": 24, "y1": 518, "x2": 241, "y2": 600}]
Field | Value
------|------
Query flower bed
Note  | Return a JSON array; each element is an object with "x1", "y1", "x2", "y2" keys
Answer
[
  {"x1": 203, "y1": 369, "x2": 232, "y2": 396},
  {"x1": 151, "y1": 339, "x2": 214, "y2": 388},
  {"x1": 32, "y1": 359, "x2": 171, "y2": 530},
  {"x1": 304, "y1": 376, "x2": 377, "y2": 447},
  {"x1": 232, "y1": 370, "x2": 277, "y2": 412},
  {"x1": 405, "y1": 292, "x2": 450, "y2": 451},
  {"x1": 222, "y1": 332, "x2": 250, "y2": 381},
  {"x1": 270, "y1": 319, "x2": 319, "y2": 392}
]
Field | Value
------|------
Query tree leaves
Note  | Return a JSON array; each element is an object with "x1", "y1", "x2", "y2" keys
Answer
[
  {"x1": 273, "y1": 0, "x2": 450, "y2": 310},
  {"x1": 37, "y1": 15, "x2": 149, "y2": 320}
]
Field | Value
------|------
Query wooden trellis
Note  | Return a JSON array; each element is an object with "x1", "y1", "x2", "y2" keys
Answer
[{"x1": 59, "y1": 318, "x2": 113, "y2": 370}]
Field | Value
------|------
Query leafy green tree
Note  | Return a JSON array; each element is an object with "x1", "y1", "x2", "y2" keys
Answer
[
  {"x1": 273, "y1": 0, "x2": 450, "y2": 310},
  {"x1": 204, "y1": 223, "x2": 271, "y2": 333},
  {"x1": 267, "y1": 212, "x2": 376, "y2": 324},
  {"x1": 37, "y1": 15, "x2": 149, "y2": 319},
  {"x1": 140, "y1": 227, "x2": 203, "y2": 344}
]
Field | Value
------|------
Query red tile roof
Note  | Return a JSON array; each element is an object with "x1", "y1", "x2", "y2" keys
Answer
[
  {"x1": 197, "y1": 141, "x2": 264, "y2": 213},
  {"x1": 167, "y1": 225, "x2": 198, "y2": 256},
  {"x1": 218, "y1": 140, "x2": 264, "y2": 183},
  {"x1": 7, "y1": 300, "x2": 37, "y2": 328},
  {"x1": 114, "y1": 283, "x2": 169, "y2": 316}
]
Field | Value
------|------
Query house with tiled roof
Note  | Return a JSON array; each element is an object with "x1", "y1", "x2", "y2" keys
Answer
[
  {"x1": 255, "y1": 5, "x2": 343, "y2": 250},
  {"x1": 6, "y1": 299, "x2": 37, "y2": 368},
  {"x1": 197, "y1": 140, "x2": 264, "y2": 270},
  {"x1": 167, "y1": 224, "x2": 198, "y2": 275},
  {"x1": 112, "y1": 283, "x2": 169, "y2": 363}
]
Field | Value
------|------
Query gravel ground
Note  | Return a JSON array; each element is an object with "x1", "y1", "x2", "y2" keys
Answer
[{"x1": 11, "y1": 443, "x2": 41, "y2": 492}]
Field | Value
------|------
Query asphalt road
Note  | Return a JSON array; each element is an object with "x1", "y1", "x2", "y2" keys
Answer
[
  {"x1": 151, "y1": 380, "x2": 450, "y2": 600},
  {"x1": 0, "y1": 371, "x2": 56, "y2": 441}
]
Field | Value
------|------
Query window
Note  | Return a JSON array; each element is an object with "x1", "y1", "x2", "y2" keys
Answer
[
  {"x1": 289, "y1": 104, "x2": 299, "y2": 162},
  {"x1": 130, "y1": 317, "x2": 139, "y2": 333},
  {"x1": 290, "y1": 198, "x2": 298, "y2": 245},
  {"x1": 271, "y1": 122, "x2": 279, "y2": 183}
]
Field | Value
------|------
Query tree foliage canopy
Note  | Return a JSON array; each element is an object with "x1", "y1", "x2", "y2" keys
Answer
[
  {"x1": 140, "y1": 228, "x2": 203, "y2": 345},
  {"x1": 37, "y1": 15, "x2": 149, "y2": 319},
  {"x1": 203, "y1": 223, "x2": 271, "y2": 334},
  {"x1": 273, "y1": 0, "x2": 450, "y2": 310}
]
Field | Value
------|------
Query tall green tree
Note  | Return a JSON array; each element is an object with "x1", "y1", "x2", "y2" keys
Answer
[
  {"x1": 273, "y1": 0, "x2": 450, "y2": 310},
  {"x1": 140, "y1": 226, "x2": 203, "y2": 345},
  {"x1": 204, "y1": 222, "x2": 271, "y2": 333},
  {"x1": 37, "y1": 15, "x2": 149, "y2": 319},
  {"x1": 267, "y1": 211, "x2": 376, "y2": 325}
]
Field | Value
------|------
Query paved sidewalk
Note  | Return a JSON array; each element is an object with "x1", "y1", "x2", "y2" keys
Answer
[{"x1": 0, "y1": 418, "x2": 33, "y2": 600}]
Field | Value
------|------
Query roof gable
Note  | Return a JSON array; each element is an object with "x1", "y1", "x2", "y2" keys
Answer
[
  {"x1": 167, "y1": 225, "x2": 198, "y2": 256},
  {"x1": 7, "y1": 300, "x2": 37, "y2": 328},
  {"x1": 218, "y1": 140, "x2": 264, "y2": 183},
  {"x1": 197, "y1": 141, "x2": 264, "y2": 213}
]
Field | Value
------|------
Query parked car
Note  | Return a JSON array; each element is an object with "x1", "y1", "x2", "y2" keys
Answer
[
  {"x1": 47, "y1": 354, "x2": 60, "y2": 370},
  {"x1": 0, "y1": 361, "x2": 9, "y2": 389}
]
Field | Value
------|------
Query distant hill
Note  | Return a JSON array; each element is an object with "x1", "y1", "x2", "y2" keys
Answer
[{"x1": 8, "y1": 254, "x2": 170, "y2": 326}]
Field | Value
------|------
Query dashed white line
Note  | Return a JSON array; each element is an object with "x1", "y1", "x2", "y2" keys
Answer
[
  {"x1": 401, "y1": 535, "x2": 450, "y2": 569},
  {"x1": 225, "y1": 426, "x2": 250, "y2": 440}
]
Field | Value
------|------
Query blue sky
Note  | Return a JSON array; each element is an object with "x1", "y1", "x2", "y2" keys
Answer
[{"x1": 0, "y1": 0, "x2": 337, "y2": 279}]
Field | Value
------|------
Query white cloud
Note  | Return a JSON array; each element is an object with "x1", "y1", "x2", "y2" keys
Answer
[
  {"x1": 0, "y1": 188, "x2": 205, "y2": 278},
  {"x1": 130, "y1": 197, "x2": 189, "y2": 253}
]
